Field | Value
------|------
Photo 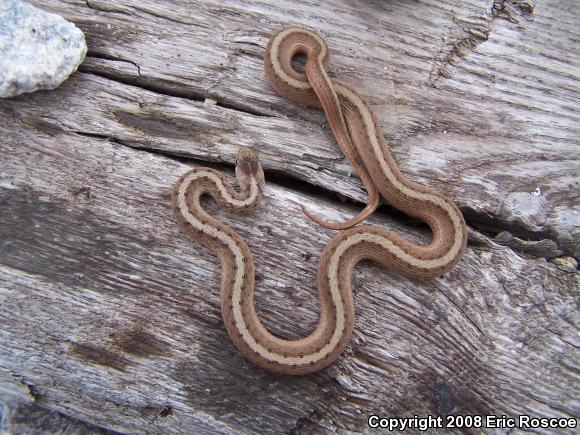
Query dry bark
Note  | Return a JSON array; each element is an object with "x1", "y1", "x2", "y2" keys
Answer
[
  {"x1": 0, "y1": 0, "x2": 578, "y2": 433},
  {"x1": 1, "y1": 400, "x2": 118, "y2": 435},
  {"x1": 25, "y1": 0, "x2": 580, "y2": 258}
]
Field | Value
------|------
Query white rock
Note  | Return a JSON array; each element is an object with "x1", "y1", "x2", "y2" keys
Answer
[{"x1": 0, "y1": 0, "x2": 87, "y2": 98}]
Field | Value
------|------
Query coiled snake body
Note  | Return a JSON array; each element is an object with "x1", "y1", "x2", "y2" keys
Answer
[{"x1": 172, "y1": 28, "x2": 467, "y2": 375}]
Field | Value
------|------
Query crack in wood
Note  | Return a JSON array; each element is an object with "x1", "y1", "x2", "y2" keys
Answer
[
  {"x1": 2, "y1": 1, "x2": 577, "y2": 432},
  {"x1": 69, "y1": 127, "x2": 570, "y2": 261},
  {"x1": 428, "y1": 1, "x2": 536, "y2": 88},
  {"x1": 84, "y1": 0, "x2": 131, "y2": 16},
  {"x1": 87, "y1": 51, "x2": 142, "y2": 77},
  {"x1": 77, "y1": 69, "x2": 270, "y2": 118}
]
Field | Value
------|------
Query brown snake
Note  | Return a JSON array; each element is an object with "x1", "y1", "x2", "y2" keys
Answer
[{"x1": 171, "y1": 27, "x2": 467, "y2": 375}]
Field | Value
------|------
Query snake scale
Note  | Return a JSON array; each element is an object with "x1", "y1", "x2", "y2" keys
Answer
[{"x1": 171, "y1": 27, "x2": 467, "y2": 375}]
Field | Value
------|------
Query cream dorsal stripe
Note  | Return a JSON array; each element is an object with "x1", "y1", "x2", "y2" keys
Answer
[{"x1": 171, "y1": 28, "x2": 467, "y2": 375}]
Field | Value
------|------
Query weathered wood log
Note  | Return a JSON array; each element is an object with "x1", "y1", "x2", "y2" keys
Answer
[
  {"x1": 1, "y1": 400, "x2": 116, "y2": 435},
  {"x1": 0, "y1": 123, "x2": 577, "y2": 433},
  {"x1": 34, "y1": 0, "x2": 580, "y2": 258},
  {"x1": 0, "y1": 0, "x2": 578, "y2": 433}
]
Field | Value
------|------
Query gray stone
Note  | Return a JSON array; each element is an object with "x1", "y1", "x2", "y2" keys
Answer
[{"x1": 0, "y1": 0, "x2": 86, "y2": 98}]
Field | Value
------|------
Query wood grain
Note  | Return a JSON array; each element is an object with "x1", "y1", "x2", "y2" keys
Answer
[
  {"x1": 1, "y1": 400, "x2": 117, "y2": 435},
  {"x1": 21, "y1": 0, "x2": 580, "y2": 259},
  {"x1": 0, "y1": 0, "x2": 578, "y2": 433},
  {"x1": 0, "y1": 123, "x2": 578, "y2": 433}
]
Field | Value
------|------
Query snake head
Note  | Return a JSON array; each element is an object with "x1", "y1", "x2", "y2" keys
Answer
[{"x1": 235, "y1": 147, "x2": 265, "y2": 193}]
